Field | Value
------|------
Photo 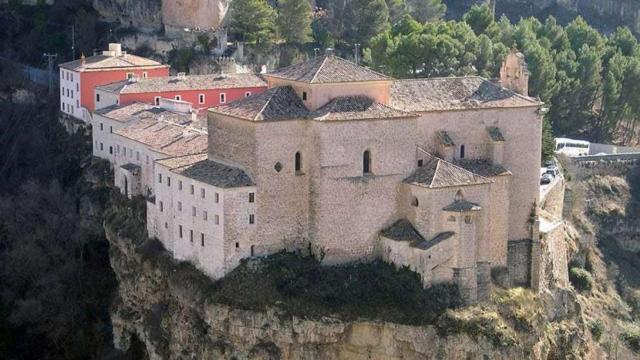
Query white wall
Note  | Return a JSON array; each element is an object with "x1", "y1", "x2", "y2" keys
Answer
[{"x1": 59, "y1": 69, "x2": 81, "y2": 119}]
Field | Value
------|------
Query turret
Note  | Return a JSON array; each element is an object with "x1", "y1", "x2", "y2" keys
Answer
[{"x1": 500, "y1": 48, "x2": 530, "y2": 96}]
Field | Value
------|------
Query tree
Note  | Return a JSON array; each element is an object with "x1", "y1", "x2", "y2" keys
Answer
[
  {"x1": 406, "y1": 0, "x2": 445, "y2": 23},
  {"x1": 227, "y1": 0, "x2": 276, "y2": 44},
  {"x1": 386, "y1": 0, "x2": 409, "y2": 24},
  {"x1": 463, "y1": 3, "x2": 498, "y2": 38},
  {"x1": 344, "y1": 0, "x2": 390, "y2": 47},
  {"x1": 277, "y1": 0, "x2": 313, "y2": 45}
]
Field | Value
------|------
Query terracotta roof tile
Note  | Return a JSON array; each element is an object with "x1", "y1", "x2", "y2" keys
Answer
[
  {"x1": 390, "y1": 77, "x2": 541, "y2": 112},
  {"x1": 210, "y1": 86, "x2": 308, "y2": 121},
  {"x1": 97, "y1": 73, "x2": 266, "y2": 94},
  {"x1": 114, "y1": 118, "x2": 207, "y2": 157},
  {"x1": 311, "y1": 96, "x2": 414, "y2": 121},
  {"x1": 266, "y1": 55, "x2": 390, "y2": 84},
  {"x1": 59, "y1": 54, "x2": 165, "y2": 71},
  {"x1": 405, "y1": 153, "x2": 491, "y2": 188}
]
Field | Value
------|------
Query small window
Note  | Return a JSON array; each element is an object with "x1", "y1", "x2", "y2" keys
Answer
[
  {"x1": 411, "y1": 197, "x2": 419, "y2": 207},
  {"x1": 251, "y1": 245, "x2": 255, "y2": 256},
  {"x1": 175, "y1": 95, "x2": 182, "y2": 101},
  {"x1": 465, "y1": 215, "x2": 472, "y2": 224},
  {"x1": 203, "y1": 211, "x2": 208, "y2": 220},
  {"x1": 164, "y1": 222, "x2": 168, "y2": 229},
  {"x1": 219, "y1": 93, "x2": 226, "y2": 103},
  {"x1": 76, "y1": 83, "x2": 79, "y2": 91},
  {"x1": 190, "y1": 230, "x2": 193, "y2": 242},
  {"x1": 295, "y1": 152, "x2": 302, "y2": 173},
  {"x1": 159, "y1": 201, "x2": 163, "y2": 212},
  {"x1": 136, "y1": 151, "x2": 140, "y2": 161},
  {"x1": 245, "y1": 91, "x2": 251, "y2": 97},
  {"x1": 215, "y1": 215, "x2": 219, "y2": 225},
  {"x1": 363, "y1": 150, "x2": 371, "y2": 174},
  {"x1": 143, "y1": 72, "x2": 148, "y2": 78},
  {"x1": 158, "y1": 174, "x2": 162, "y2": 183},
  {"x1": 460, "y1": 145, "x2": 465, "y2": 159},
  {"x1": 302, "y1": 91, "x2": 307, "y2": 101},
  {"x1": 178, "y1": 202, "x2": 182, "y2": 211},
  {"x1": 70, "y1": 73, "x2": 73, "y2": 81},
  {"x1": 96, "y1": 93, "x2": 100, "y2": 102},
  {"x1": 178, "y1": 181, "x2": 182, "y2": 190},
  {"x1": 117, "y1": 145, "x2": 120, "y2": 153},
  {"x1": 235, "y1": 242, "x2": 239, "y2": 248},
  {"x1": 198, "y1": 94, "x2": 205, "y2": 104},
  {"x1": 109, "y1": 146, "x2": 113, "y2": 154},
  {"x1": 110, "y1": 126, "x2": 113, "y2": 133},
  {"x1": 201, "y1": 234, "x2": 205, "y2": 247},
  {"x1": 249, "y1": 192, "x2": 255, "y2": 203},
  {"x1": 167, "y1": 177, "x2": 171, "y2": 187},
  {"x1": 146, "y1": 155, "x2": 149, "y2": 164},
  {"x1": 274, "y1": 162, "x2": 282, "y2": 172},
  {"x1": 99, "y1": 142, "x2": 103, "y2": 151},
  {"x1": 418, "y1": 159, "x2": 423, "y2": 167},
  {"x1": 448, "y1": 216, "x2": 456, "y2": 222},
  {"x1": 100, "y1": 123, "x2": 104, "y2": 131},
  {"x1": 201, "y1": 188, "x2": 205, "y2": 198},
  {"x1": 192, "y1": 206, "x2": 196, "y2": 217},
  {"x1": 190, "y1": 184, "x2": 194, "y2": 195},
  {"x1": 76, "y1": 100, "x2": 79, "y2": 108},
  {"x1": 215, "y1": 193, "x2": 219, "y2": 203},
  {"x1": 127, "y1": 73, "x2": 134, "y2": 79},
  {"x1": 249, "y1": 214, "x2": 255, "y2": 224},
  {"x1": 154, "y1": 97, "x2": 160, "y2": 106},
  {"x1": 179, "y1": 225, "x2": 183, "y2": 238}
]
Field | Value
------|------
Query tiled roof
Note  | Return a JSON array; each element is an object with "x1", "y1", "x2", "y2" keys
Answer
[
  {"x1": 120, "y1": 163, "x2": 141, "y2": 173},
  {"x1": 114, "y1": 118, "x2": 207, "y2": 157},
  {"x1": 487, "y1": 126, "x2": 505, "y2": 141},
  {"x1": 436, "y1": 131, "x2": 455, "y2": 146},
  {"x1": 311, "y1": 96, "x2": 414, "y2": 121},
  {"x1": 97, "y1": 73, "x2": 266, "y2": 94},
  {"x1": 390, "y1": 77, "x2": 541, "y2": 112},
  {"x1": 454, "y1": 159, "x2": 511, "y2": 177},
  {"x1": 380, "y1": 219, "x2": 425, "y2": 243},
  {"x1": 443, "y1": 200, "x2": 482, "y2": 212},
  {"x1": 59, "y1": 54, "x2": 165, "y2": 71},
  {"x1": 158, "y1": 154, "x2": 254, "y2": 188},
  {"x1": 412, "y1": 231, "x2": 455, "y2": 250},
  {"x1": 210, "y1": 86, "x2": 308, "y2": 121},
  {"x1": 405, "y1": 154, "x2": 491, "y2": 188},
  {"x1": 95, "y1": 103, "x2": 154, "y2": 123},
  {"x1": 266, "y1": 55, "x2": 391, "y2": 84},
  {"x1": 96, "y1": 103, "x2": 203, "y2": 127}
]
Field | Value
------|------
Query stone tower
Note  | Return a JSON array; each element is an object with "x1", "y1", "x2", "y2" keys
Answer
[{"x1": 500, "y1": 48, "x2": 530, "y2": 96}]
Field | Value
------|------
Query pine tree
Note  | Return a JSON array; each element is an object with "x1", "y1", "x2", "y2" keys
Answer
[
  {"x1": 277, "y1": 0, "x2": 313, "y2": 45},
  {"x1": 227, "y1": 0, "x2": 276, "y2": 44}
]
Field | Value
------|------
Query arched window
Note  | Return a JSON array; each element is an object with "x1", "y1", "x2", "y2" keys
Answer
[
  {"x1": 363, "y1": 150, "x2": 371, "y2": 174},
  {"x1": 455, "y1": 189, "x2": 464, "y2": 202},
  {"x1": 411, "y1": 196, "x2": 419, "y2": 207},
  {"x1": 295, "y1": 152, "x2": 302, "y2": 173}
]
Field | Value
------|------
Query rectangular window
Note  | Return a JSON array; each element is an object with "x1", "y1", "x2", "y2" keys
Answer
[
  {"x1": 201, "y1": 233, "x2": 205, "y2": 247},
  {"x1": 190, "y1": 184, "x2": 194, "y2": 195},
  {"x1": 203, "y1": 211, "x2": 207, "y2": 220},
  {"x1": 179, "y1": 225, "x2": 183, "y2": 238},
  {"x1": 154, "y1": 96, "x2": 160, "y2": 106},
  {"x1": 245, "y1": 91, "x2": 251, "y2": 97},
  {"x1": 418, "y1": 159, "x2": 423, "y2": 167},
  {"x1": 100, "y1": 123, "x2": 104, "y2": 131},
  {"x1": 201, "y1": 188, "x2": 205, "y2": 198},
  {"x1": 249, "y1": 193, "x2": 255, "y2": 203},
  {"x1": 76, "y1": 100, "x2": 79, "y2": 108},
  {"x1": 70, "y1": 73, "x2": 73, "y2": 81},
  {"x1": 158, "y1": 174, "x2": 162, "y2": 183},
  {"x1": 136, "y1": 151, "x2": 140, "y2": 161},
  {"x1": 127, "y1": 73, "x2": 134, "y2": 79},
  {"x1": 249, "y1": 214, "x2": 255, "y2": 224},
  {"x1": 198, "y1": 94, "x2": 205, "y2": 104},
  {"x1": 164, "y1": 222, "x2": 168, "y2": 229},
  {"x1": 100, "y1": 143, "x2": 103, "y2": 151},
  {"x1": 143, "y1": 72, "x2": 148, "y2": 78},
  {"x1": 192, "y1": 206, "x2": 196, "y2": 217},
  {"x1": 96, "y1": 93, "x2": 100, "y2": 102},
  {"x1": 167, "y1": 177, "x2": 171, "y2": 187},
  {"x1": 215, "y1": 215, "x2": 219, "y2": 225},
  {"x1": 302, "y1": 91, "x2": 307, "y2": 101},
  {"x1": 178, "y1": 181, "x2": 182, "y2": 190},
  {"x1": 109, "y1": 146, "x2": 113, "y2": 154},
  {"x1": 117, "y1": 145, "x2": 120, "y2": 153},
  {"x1": 123, "y1": 147, "x2": 127, "y2": 156},
  {"x1": 190, "y1": 230, "x2": 193, "y2": 243},
  {"x1": 76, "y1": 83, "x2": 79, "y2": 92},
  {"x1": 219, "y1": 93, "x2": 226, "y2": 103},
  {"x1": 175, "y1": 95, "x2": 182, "y2": 101},
  {"x1": 146, "y1": 155, "x2": 149, "y2": 164},
  {"x1": 110, "y1": 126, "x2": 113, "y2": 133},
  {"x1": 159, "y1": 201, "x2": 163, "y2": 212},
  {"x1": 215, "y1": 193, "x2": 219, "y2": 203},
  {"x1": 178, "y1": 202, "x2": 182, "y2": 211}
]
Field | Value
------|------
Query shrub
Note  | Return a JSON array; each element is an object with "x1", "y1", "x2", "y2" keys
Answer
[
  {"x1": 588, "y1": 319, "x2": 604, "y2": 341},
  {"x1": 569, "y1": 267, "x2": 593, "y2": 292},
  {"x1": 621, "y1": 323, "x2": 640, "y2": 353}
]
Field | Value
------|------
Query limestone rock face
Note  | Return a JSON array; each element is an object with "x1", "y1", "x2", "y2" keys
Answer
[
  {"x1": 161, "y1": 0, "x2": 231, "y2": 32},
  {"x1": 92, "y1": 0, "x2": 163, "y2": 31}
]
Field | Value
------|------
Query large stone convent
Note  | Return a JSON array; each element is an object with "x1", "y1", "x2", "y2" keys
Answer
[{"x1": 96, "y1": 50, "x2": 542, "y2": 303}]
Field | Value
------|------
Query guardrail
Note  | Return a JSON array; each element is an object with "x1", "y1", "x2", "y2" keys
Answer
[{"x1": 570, "y1": 152, "x2": 640, "y2": 162}]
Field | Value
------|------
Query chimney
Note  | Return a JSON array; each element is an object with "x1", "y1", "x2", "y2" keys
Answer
[
  {"x1": 80, "y1": 53, "x2": 86, "y2": 65},
  {"x1": 177, "y1": 72, "x2": 187, "y2": 79},
  {"x1": 325, "y1": 48, "x2": 334, "y2": 56},
  {"x1": 191, "y1": 110, "x2": 197, "y2": 123},
  {"x1": 106, "y1": 43, "x2": 122, "y2": 57}
]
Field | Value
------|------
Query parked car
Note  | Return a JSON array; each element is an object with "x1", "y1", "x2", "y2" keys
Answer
[
  {"x1": 544, "y1": 160, "x2": 556, "y2": 168},
  {"x1": 540, "y1": 173, "x2": 553, "y2": 185},
  {"x1": 546, "y1": 167, "x2": 560, "y2": 177}
]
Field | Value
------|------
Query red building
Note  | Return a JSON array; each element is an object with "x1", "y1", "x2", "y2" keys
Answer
[
  {"x1": 59, "y1": 43, "x2": 169, "y2": 122},
  {"x1": 94, "y1": 73, "x2": 268, "y2": 112}
]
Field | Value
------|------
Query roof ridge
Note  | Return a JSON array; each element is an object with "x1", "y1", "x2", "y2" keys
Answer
[
  {"x1": 430, "y1": 159, "x2": 441, "y2": 188},
  {"x1": 253, "y1": 87, "x2": 280, "y2": 121},
  {"x1": 310, "y1": 56, "x2": 329, "y2": 84}
]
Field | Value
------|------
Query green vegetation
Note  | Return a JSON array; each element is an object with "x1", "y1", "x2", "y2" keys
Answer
[
  {"x1": 588, "y1": 319, "x2": 605, "y2": 341},
  {"x1": 436, "y1": 307, "x2": 517, "y2": 347},
  {"x1": 569, "y1": 267, "x2": 594, "y2": 292},
  {"x1": 621, "y1": 322, "x2": 640, "y2": 353},
  {"x1": 208, "y1": 251, "x2": 462, "y2": 325},
  {"x1": 276, "y1": 0, "x2": 313, "y2": 45},
  {"x1": 227, "y1": 0, "x2": 277, "y2": 44}
]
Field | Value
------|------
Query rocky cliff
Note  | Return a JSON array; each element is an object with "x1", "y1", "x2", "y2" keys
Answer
[
  {"x1": 103, "y1": 195, "x2": 595, "y2": 359},
  {"x1": 93, "y1": 0, "x2": 163, "y2": 31}
]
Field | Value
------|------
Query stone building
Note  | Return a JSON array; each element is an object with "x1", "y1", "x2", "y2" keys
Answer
[{"x1": 142, "y1": 55, "x2": 543, "y2": 303}]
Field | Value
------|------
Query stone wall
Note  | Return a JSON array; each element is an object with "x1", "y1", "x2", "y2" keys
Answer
[{"x1": 508, "y1": 239, "x2": 532, "y2": 287}]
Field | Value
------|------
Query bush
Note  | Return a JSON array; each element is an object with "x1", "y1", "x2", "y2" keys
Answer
[
  {"x1": 569, "y1": 267, "x2": 593, "y2": 292},
  {"x1": 621, "y1": 323, "x2": 640, "y2": 353},
  {"x1": 588, "y1": 319, "x2": 604, "y2": 341}
]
